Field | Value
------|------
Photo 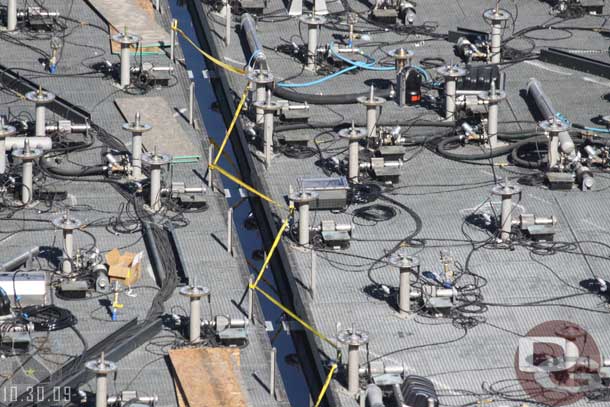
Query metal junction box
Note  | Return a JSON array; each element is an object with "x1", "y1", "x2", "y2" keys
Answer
[
  {"x1": 0, "y1": 271, "x2": 48, "y2": 306},
  {"x1": 298, "y1": 176, "x2": 349, "y2": 210}
]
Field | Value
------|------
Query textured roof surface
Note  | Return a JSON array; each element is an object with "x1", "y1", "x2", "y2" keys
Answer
[
  {"x1": 199, "y1": 0, "x2": 610, "y2": 405},
  {"x1": 0, "y1": 1, "x2": 288, "y2": 406}
]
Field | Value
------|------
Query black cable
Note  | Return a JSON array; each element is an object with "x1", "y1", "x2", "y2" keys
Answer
[{"x1": 20, "y1": 305, "x2": 77, "y2": 331}]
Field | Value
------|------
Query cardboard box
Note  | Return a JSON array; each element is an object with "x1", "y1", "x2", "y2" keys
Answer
[{"x1": 105, "y1": 248, "x2": 143, "y2": 286}]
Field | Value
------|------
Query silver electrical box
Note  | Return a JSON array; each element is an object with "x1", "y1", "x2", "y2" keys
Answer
[
  {"x1": 0, "y1": 271, "x2": 48, "y2": 306},
  {"x1": 298, "y1": 176, "x2": 349, "y2": 210}
]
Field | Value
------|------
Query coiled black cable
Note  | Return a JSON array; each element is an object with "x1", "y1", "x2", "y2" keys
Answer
[{"x1": 20, "y1": 305, "x2": 77, "y2": 331}]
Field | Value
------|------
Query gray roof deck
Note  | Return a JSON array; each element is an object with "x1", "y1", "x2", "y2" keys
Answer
[
  {"x1": 0, "y1": 1, "x2": 288, "y2": 406},
  {"x1": 199, "y1": 0, "x2": 610, "y2": 405}
]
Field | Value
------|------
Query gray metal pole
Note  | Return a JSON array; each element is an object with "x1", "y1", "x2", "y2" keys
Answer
[
  {"x1": 35, "y1": 105, "x2": 46, "y2": 137},
  {"x1": 227, "y1": 207, "x2": 233, "y2": 254},
  {"x1": 96, "y1": 373, "x2": 108, "y2": 407},
  {"x1": 120, "y1": 44, "x2": 131, "y2": 88},
  {"x1": 22, "y1": 160, "x2": 33, "y2": 204},
  {"x1": 269, "y1": 347, "x2": 277, "y2": 398},
  {"x1": 490, "y1": 22, "x2": 502, "y2": 64},
  {"x1": 299, "y1": 202, "x2": 310, "y2": 246},
  {"x1": 132, "y1": 133, "x2": 143, "y2": 179},
  {"x1": 500, "y1": 193, "x2": 512, "y2": 241},
  {"x1": 63, "y1": 230, "x2": 73, "y2": 274},
  {"x1": 445, "y1": 78, "x2": 456, "y2": 121},
  {"x1": 398, "y1": 266, "x2": 411, "y2": 315},
  {"x1": 348, "y1": 139, "x2": 359, "y2": 180},
  {"x1": 247, "y1": 276, "x2": 254, "y2": 323},
  {"x1": 189, "y1": 296, "x2": 201, "y2": 342},
  {"x1": 7, "y1": 0, "x2": 17, "y2": 31},
  {"x1": 170, "y1": 19, "x2": 176, "y2": 63},
  {"x1": 347, "y1": 344, "x2": 360, "y2": 394},
  {"x1": 264, "y1": 111, "x2": 274, "y2": 165},
  {"x1": 307, "y1": 24, "x2": 318, "y2": 71},
  {"x1": 150, "y1": 166, "x2": 161, "y2": 211},
  {"x1": 225, "y1": 2, "x2": 231, "y2": 47}
]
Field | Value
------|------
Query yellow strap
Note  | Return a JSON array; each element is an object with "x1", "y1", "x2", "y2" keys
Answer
[
  {"x1": 250, "y1": 216, "x2": 291, "y2": 289},
  {"x1": 209, "y1": 164, "x2": 280, "y2": 206},
  {"x1": 254, "y1": 286, "x2": 338, "y2": 349},
  {"x1": 172, "y1": 26, "x2": 245, "y2": 75},
  {"x1": 314, "y1": 364, "x2": 337, "y2": 407},
  {"x1": 213, "y1": 84, "x2": 249, "y2": 166}
]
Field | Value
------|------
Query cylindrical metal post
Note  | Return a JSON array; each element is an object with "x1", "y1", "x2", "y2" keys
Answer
[
  {"x1": 132, "y1": 133, "x2": 143, "y2": 178},
  {"x1": 338, "y1": 125, "x2": 366, "y2": 182},
  {"x1": 264, "y1": 111, "x2": 274, "y2": 165},
  {"x1": 225, "y1": 2, "x2": 231, "y2": 47},
  {"x1": 7, "y1": 0, "x2": 17, "y2": 31},
  {"x1": 142, "y1": 150, "x2": 171, "y2": 212},
  {"x1": 256, "y1": 84, "x2": 266, "y2": 125},
  {"x1": 307, "y1": 25, "x2": 317, "y2": 71},
  {"x1": 189, "y1": 296, "x2": 201, "y2": 342},
  {"x1": 311, "y1": 249, "x2": 316, "y2": 299},
  {"x1": 120, "y1": 45, "x2": 130, "y2": 88},
  {"x1": 208, "y1": 144, "x2": 214, "y2": 191},
  {"x1": 227, "y1": 207, "x2": 233, "y2": 254},
  {"x1": 357, "y1": 87, "x2": 385, "y2": 139},
  {"x1": 491, "y1": 178, "x2": 520, "y2": 243},
  {"x1": 112, "y1": 32, "x2": 140, "y2": 89},
  {"x1": 436, "y1": 65, "x2": 466, "y2": 121},
  {"x1": 189, "y1": 81, "x2": 194, "y2": 125},
  {"x1": 247, "y1": 276, "x2": 254, "y2": 323},
  {"x1": 170, "y1": 19, "x2": 176, "y2": 62},
  {"x1": 179, "y1": 286, "x2": 210, "y2": 343},
  {"x1": 22, "y1": 160, "x2": 33, "y2": 204},
  {"x1": 445, "y1": 78, "x2": 456, "y2": 120},
  {"x1": 299, "y1": 202, "x2": 310, "y2": 246},
  {"x1": 337, "y1": 328, "x2": 369, "y2": 395},
  {"x1": 35, "y1": 105, "x2": 46, "y2": 137},
  {"x1": 490, "y1": 23, "x2": 502, "y2": 64},
  {"x1": 63, "y1": 230, "x2": 73, "y2": 274},
  {"x1": 150, "y1": 166, "x2": 161, "y2": 211},
  {"x1": 484, "y1": 8, "x2": 510, "y2": 64},
  {"x1": 86, "y1": 353, "x2": 117, "y2": 407},
  {"x1": 270, "y1": 347, "x2": 277, "y2": 398},
  {"x1": 96, "y1": 373, "x2": 107, "y2": 407},
  {"x1": 300, "y1": 15, "x2": 326, "y2": 71},
  {"x1": 389, "y1": 253, "x2": 418, "y2": 317}
]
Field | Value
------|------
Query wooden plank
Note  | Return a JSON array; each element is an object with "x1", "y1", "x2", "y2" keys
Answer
[
  {"x1": 169, "y1": 347, "x2": 247, "y2": 407},
  {"x1": 86, "y1": 0, "x2": 171, "y2": 47},
  {"x1": 115, "y1": 96, "x2": 199, "y2": 157}
]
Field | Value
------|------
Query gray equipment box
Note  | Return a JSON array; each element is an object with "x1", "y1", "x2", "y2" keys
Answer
[
  {"x1": 0, "y1": 271, "x2": 48, "y2": 306},
  {"x1": 298, "y1": 177, "x2": 349, "y2": 210}
]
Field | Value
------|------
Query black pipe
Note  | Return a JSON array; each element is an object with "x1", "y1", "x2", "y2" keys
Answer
[
  {"x1": 40, "y1": 158, "x2": 106, "y2": 176},
  {"x1": 436, "y1": 135, "x2": 516, "y2": 160},
  {"x1": 273, "y1": 85, "x2": 392, "y2": 105}
]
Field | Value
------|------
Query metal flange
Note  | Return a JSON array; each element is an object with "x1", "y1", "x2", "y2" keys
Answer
[
  {"x1": 483, "y1": 8, "x2": 511, "y2": 22},
  {"x1": 25, "y1": 89, "x2": 55, "y2": 105},
  {"x1": 142, "y1": 151, "x2": 171, "y2": 166},
  {"x1": 491, "y1": 179, "x2": 521, "y2": 197},
  {"x1": 112, "y1": 32, "x2": 141, "y2": 45},
  {"x1": 123, "y1": 114, "x2": 152, "y2": 134},
  {"x1": 337, "y1": 327, "x2": 369, "y2": 347},
  {"x1": 12, "y1": 146, "x2": 42, "y2": 161},
  {"x1": 388, "y1": 252, "x2": 419, "y2": 269},
  {"x1": 52, "y1": 214, "x2": 82, "y2": 231},
  {"x1": 436, "y1": 65, "x2": 467, "y2": 78},
  {"x1": 288, "y1": 190, "x2": 319, "y2": 204},
  {"x1": 247, "y1": 69, "x2": 274, "y2": 85},
  {"x1": 179, "y1": 285, "x2": 210, "y2": 299},
  {"x1": 338, "y1": 126, "x2": 367, "y2": 141},
  {"x1": 478, "y1": 89, "x2": 507, "y2": 103},
  {"x1": 85, "y1": 358, "x2": 117, "y2": 375},
  {"x1": 539, "y1": 118, "x2": 570, "y2": 133},
  {"x1": 253, "y1": 100, "x2": 282, "y2": 112},
  {"x1": 0, "y1": 122, "x2": 16, "y2": 139},
  {"x1": 299, "y1": 14, "x2": 327, "y2": 26}
]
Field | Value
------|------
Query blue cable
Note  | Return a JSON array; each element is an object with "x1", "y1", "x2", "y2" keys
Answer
[{"x1": 277, "y1": 65, "x2": 360, "y2": 88}]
